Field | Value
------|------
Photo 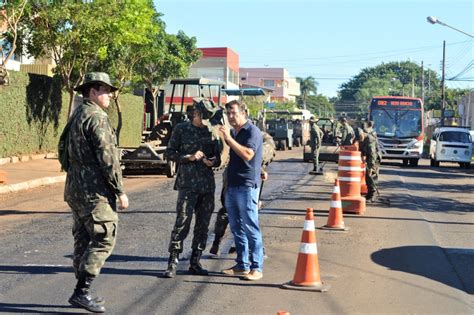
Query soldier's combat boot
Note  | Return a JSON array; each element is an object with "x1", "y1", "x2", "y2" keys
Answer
[
  {"x1": 163, "y1": 252, "x2": 179, "y2": 278},
  {"x1": 189, "y1": 249, "x2": 208, "y2": 275},
  {"x1": 209, "y1": 239, "x2": 220, "y2": 257},
  {"x1": 68, "y1": 273, "x2": 106, "y2": 313}
]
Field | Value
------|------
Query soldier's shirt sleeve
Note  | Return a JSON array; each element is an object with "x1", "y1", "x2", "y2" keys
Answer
[
  {"x1": 88, "y1": 114, "x2": 124, "y2": 196},
  {"x1": 166, "y1": 124, "x2": 189, "y2": 163}
]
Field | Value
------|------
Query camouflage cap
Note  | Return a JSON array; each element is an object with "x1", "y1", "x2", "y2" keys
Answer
[
  {"x1": 74, "y1": 72, "x2": 118, "y2": 93},
  {"x1": 193, "y1": 97, "x2": 217, "y2": 119}
]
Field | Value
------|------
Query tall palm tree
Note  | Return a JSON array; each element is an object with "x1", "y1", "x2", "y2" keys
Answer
[{"x1": 296, "y1": 76, "x2": 318, "y2": 110}]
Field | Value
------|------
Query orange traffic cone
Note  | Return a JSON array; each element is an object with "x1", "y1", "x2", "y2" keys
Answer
[
  {"x1": 281, "y1": 208, "x2": 330, "y2": 292},
  {"x1": 276, "y1": 311, "x2": 290, "y2": 315},
  {"x1": 0, "y1": 170, "x2": 6, "y2": 184},
  {"x1": 320, "y1": 179, "x2": 349, "y2": 231}
]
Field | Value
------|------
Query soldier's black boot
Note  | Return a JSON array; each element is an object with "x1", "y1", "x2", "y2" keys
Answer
[
  {"x1": 163, "y1": 252, "x2": 179, "y2": 278},
  {"x1": 189, "y1": 249, "x2": 208, "y2": 275},
  {"x1": 209, "y1": 239, "x2": 220, "y2": 256},
  {"x1": 68, "y1": 273, "x2": 106, "y2": 313}
]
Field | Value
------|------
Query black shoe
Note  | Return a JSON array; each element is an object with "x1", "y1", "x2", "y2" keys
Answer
[
  {"x1": 189, "y1": 264, "x2": 209, "y2": 275},
  {"x1": 189, "y1": 249, "x2": 208, "y2": 275},
  {"x1": 163, "y1": 252, "x2": 179, "y2": 278},
  {"x1": 69, "y1": 290, "x2": 106, "y2": 313},
  {"x1": 209, "y1": 243, "x2": 219, "y2": 257}
]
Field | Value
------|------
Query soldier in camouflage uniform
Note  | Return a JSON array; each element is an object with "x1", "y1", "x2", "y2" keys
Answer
[
  {"x1": 58, "y1": 72, "x2": 129, "y2": 313},
  {"x1": 361, "y1": 121, "x2": 381, "y2": 202},
  {"x1": 337, "y1": 117, "x2": 355, "y2": 146},
  {"x1": 309, "y1": 116, "x2": 324, "y2": 174},
  {"x1": 163, "y1": 98, "x2": 221, "y2": 278}
]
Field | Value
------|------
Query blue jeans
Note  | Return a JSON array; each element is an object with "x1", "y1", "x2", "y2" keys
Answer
[{"x1": 225, "y1": 185, "x2": 264, "y2": 272}]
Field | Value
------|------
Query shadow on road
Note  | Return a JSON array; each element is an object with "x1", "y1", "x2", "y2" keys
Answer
[
  {"x1": 371, "y1": 245, "x2": 474, "y2": 295},
  {"x1": 0, "y1": 303, "x2": 79, "y2": 314},
  {"x1": 0, "y1": 265, "x2": 158, "y2": 277}
]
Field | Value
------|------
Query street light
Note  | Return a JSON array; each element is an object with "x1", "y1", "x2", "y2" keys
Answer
[{"x1": 426, "y1": 16, "x2": 474, "y2": 38}]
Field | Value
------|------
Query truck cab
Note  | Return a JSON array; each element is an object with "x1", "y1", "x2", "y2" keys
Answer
[{"x1": 429, "y1": 127, "x2": 472, "y2": 169}]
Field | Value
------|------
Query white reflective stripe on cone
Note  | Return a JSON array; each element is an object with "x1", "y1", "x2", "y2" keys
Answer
[
  {"x1": 299, "y1": 243, "x2": 318, "y2": 254},
  {"x1": 338, "y1": 166, "x2": 364, "y2": 171},
  {"x1": 339, "y1": 177, "x2": 361, "y2": 182},
  {"x1": 339, "y1": 156, "x2": 361, "y2": 161},
  {"x1": 304, "y1": 220, "x2": 315, "y2": 231},
  {"x1": 330, "y1": 200, "x2": 342, "y2": 208},
  {"x1": 333, "y1": 186, "x2": 340, "y2": 194}
]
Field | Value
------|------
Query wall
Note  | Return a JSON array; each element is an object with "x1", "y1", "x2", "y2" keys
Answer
[{"x1": 0, "y1": 71, "x2": 144, "y2": 158}]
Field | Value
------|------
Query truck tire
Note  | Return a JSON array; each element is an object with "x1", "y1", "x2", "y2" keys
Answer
[
  {"x1": 409, "y1": 159, "x2": 419, "y2": 167},
  {"x1": 166, "y1": 160, "x2": 176, "y2": 178},
  {"x1": 280, "y1": 139, "x2": 286, "y2": 151}
]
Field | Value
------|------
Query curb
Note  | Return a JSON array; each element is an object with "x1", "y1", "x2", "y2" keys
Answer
[{"x1": 0, "y1": 175, "x2": 66, "y2": 195}]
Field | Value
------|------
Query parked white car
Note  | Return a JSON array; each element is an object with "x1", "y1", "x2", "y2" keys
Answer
[{"x1": 429, "y1": 127, "x2": 472, "y2": 169}]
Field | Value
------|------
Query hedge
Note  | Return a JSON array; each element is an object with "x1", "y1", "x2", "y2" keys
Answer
[{"x1": 0, "y1": 71, "x2": 143, "y2": 158}]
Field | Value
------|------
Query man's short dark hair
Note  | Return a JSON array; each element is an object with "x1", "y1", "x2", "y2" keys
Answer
[
  {"x1": 367, "y1": 120, "x2": 374, "y2": 128},
  {"x1": 225, "y1": 100, "x2": 246, "y2": 113}
]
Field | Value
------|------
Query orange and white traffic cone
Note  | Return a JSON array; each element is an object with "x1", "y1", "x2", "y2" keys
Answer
[
  {"x1": 320, "y1": 179, "x2": 349, "y2": 231},
  {"x1": 0, "y1": 170, "x2": 6, "y2": 184},
  {"x1": 281, "y1": 208, "x2": 330, "y2": 292}
]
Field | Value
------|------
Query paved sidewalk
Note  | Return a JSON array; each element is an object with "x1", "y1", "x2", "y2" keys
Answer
[{"x1": 0, "y1": 158, "x2": 65, "y2": 194}]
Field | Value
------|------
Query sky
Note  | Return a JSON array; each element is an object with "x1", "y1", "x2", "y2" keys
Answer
[{"x1": 155, "y1": 0, "x2": 473, "y2": 98}]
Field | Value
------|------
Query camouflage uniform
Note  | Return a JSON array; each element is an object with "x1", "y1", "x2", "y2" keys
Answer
[
  {"x1": 361, "y1": 127, "x2": 381, "y2": 200},
  {"x1": 61, "y1": 99, "x2": 123, "y2": 278},
  {"x1": 309, "y1": 122, "x2": 324, "y2": 172},
  {"x1": 165, "y1": 121, "x2": 221, "y2": 254},
  {"x1": 338, "y1": 123, "x2": 355, "y2": 146}
]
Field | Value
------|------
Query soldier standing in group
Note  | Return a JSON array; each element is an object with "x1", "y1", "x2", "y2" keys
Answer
[
  {"x1": 59, "y1": 72, "x2": 129, "y2": 313},
  {"x1": 337, "y1": 117, "x2": 355, "y2": 146},
  {"x1": 309, "y1": 116, "x2": 324, "y2": 174},
  {"x1": 361, "y1": 121, "x2": 381, "y2": 202},
  {"x1": 163, "y1": 98, "x2": 221, "y2": 278}
]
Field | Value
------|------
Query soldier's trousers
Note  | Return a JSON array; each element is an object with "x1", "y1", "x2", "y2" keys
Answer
[
  {"x1": 366, "y1": 164, "x2": 380, "y2": 197},
  {"x1": 311, "y1": 147, "x2": 320, "y2": 170},
  {"x1": 69, "y1": 201, "x2": 118, "y2": 277},
  {"x1": 168, "y1": 190, "x2": 214, "y2": 253}
]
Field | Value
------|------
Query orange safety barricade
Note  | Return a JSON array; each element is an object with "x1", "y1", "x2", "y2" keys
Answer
[{"x1": 338, "y1": 150, "x2": 366, "y2": 214}]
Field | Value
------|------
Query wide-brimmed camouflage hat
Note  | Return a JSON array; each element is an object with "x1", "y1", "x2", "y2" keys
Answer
[
  {"x1": 74, "y1": 72, "x2": 118, "y2": 93},
  {"x1": 192, "y1": 97, "x2": 217, "y2": 119}
]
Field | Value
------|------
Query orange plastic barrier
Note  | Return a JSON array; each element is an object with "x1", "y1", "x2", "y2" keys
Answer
[
  {"x1": 0, "y1": 170, "x2": 6, "y2": 184},
  {"x1": 320, "y1": 179, "x2": 349, "y2": 231},
  {"x1": 338, "y1": 150, "x2": 366, "y2": 214},
  {"x1": 281, "y1": 208, "x2": 329, "y2": 292}
]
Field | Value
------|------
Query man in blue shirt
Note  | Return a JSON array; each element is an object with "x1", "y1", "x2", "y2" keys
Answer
[{"x1": 219, "y1": 100, "x2": 264, "y2": 281}]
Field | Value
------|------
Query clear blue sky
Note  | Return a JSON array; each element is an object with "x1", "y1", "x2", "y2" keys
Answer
[{"x1": 155, "y1": 0, "x2": 473, "y2": 98}]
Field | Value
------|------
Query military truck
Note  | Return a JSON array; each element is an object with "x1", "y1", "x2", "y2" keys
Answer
[
  {"x1": 303, "y1": 117, "x2": 339, "y2": 162},
  {"x1": 120, "y1": 78, "x2": 227, "y2": 177}
]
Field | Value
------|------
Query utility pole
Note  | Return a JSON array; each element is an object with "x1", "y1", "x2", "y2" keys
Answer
[
  {"x1": 441, "y1": 40, "x2": 446, "y2": 125},
  {"x1": 421, "y1": 61, "x2": 424, "y2": 103}
]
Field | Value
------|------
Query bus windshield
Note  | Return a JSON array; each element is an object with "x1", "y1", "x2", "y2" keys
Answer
[{"x1": 371, "y1": 109, "x2": 422, "y2": 138}]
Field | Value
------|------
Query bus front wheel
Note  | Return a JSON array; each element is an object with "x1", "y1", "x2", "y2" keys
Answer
[{"x1": 409, "y1": 159, "x2": 419, "y2": 167}]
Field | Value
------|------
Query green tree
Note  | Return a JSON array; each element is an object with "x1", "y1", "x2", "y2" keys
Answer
[
  {"x1": 89, "y1": 0, "x2": 159, "y2": 142},
  {"x1": 134, "y1": 28, "x2": 202, "y2": 124},
  {"x1": 27, "y1": 1, "x2": 122, "y2": 116},
  {"x1": 0, "y1": 0, "x2": 28, "y2": 85},
  {"x1": 296, "y1": 76, "x2": 318, "y2": 110},
  {"x1": 338, "y1": 61, "x2": 441, "y2": 110},
  {"x1": 302, "y1": 94, "x2": 335, "y2": 118}
]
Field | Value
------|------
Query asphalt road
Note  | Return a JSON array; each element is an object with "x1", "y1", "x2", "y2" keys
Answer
[{"x1": 0, "y1": 147, "x2": 473, "y2": 314}]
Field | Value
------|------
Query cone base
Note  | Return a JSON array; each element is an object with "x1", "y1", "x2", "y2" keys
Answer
[
  {"x1": 281, "y1": 281, "x2": 330, "y2": 292},
  {"x1": 309, "y1": 171, "x2": 324, "y2": 175},
  {"x1": 319, "y1": 225, "x2": 349, "y2": 231}
]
